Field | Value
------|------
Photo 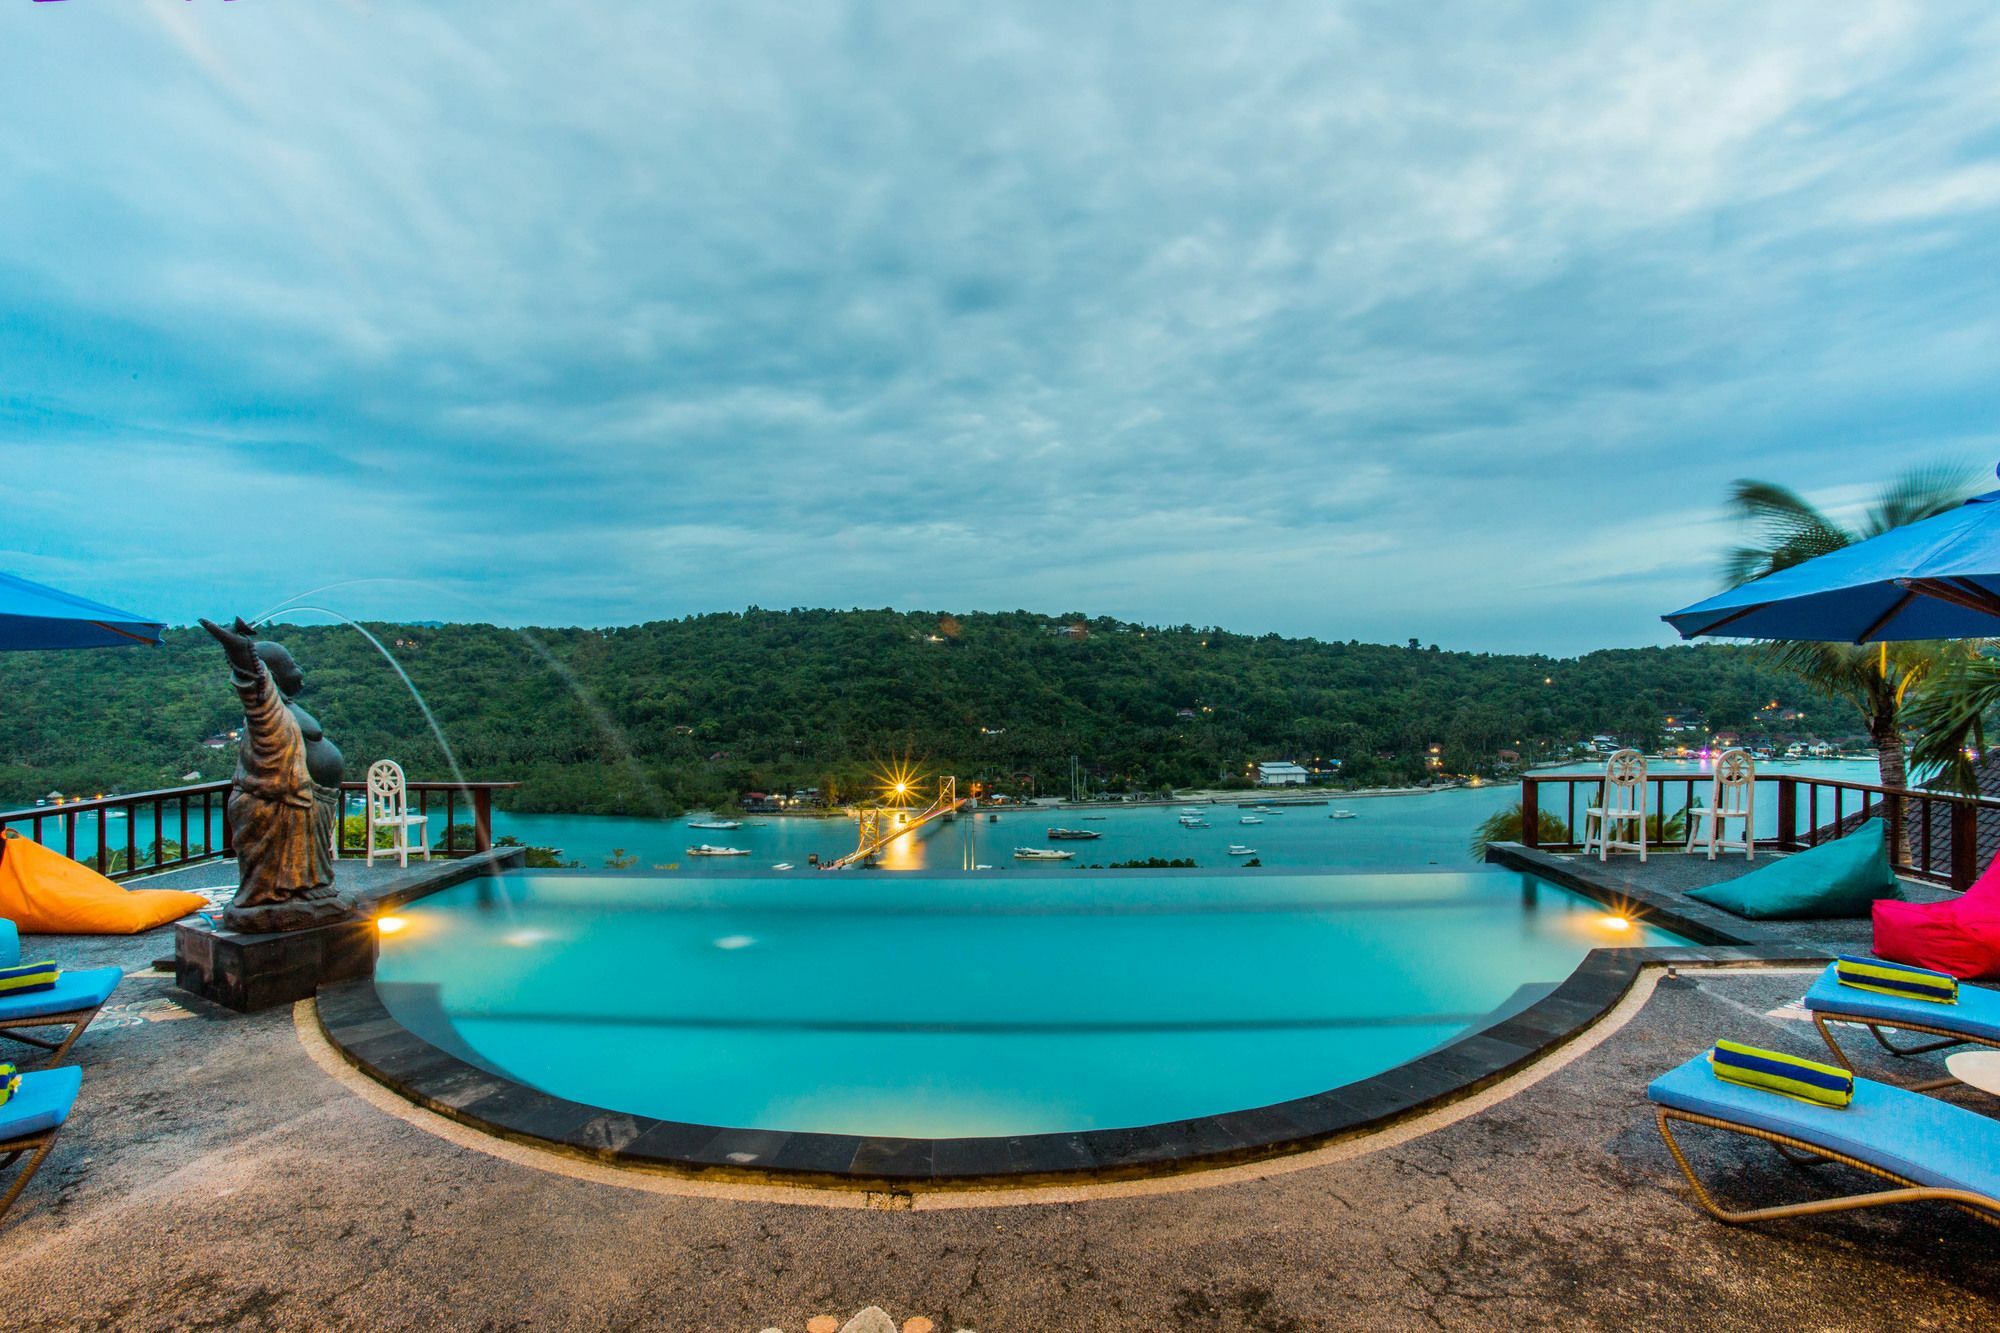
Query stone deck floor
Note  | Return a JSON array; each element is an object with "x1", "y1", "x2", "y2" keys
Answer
[
  {"x1": 1, "y1": 918, "x2": 1995, "y2": 1330},
  {"x1": 1485, "y1": 843, "x2": 1955, "y2": 954}
]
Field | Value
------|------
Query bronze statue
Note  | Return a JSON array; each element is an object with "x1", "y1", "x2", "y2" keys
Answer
[{"x1": 200, "y1": 617, "x2": 353, "y2": 932}]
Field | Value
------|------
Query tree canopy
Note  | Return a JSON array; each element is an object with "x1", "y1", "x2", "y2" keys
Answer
[{"x1": 0, "y1": 609, "x2": 1820, "y2": 814}]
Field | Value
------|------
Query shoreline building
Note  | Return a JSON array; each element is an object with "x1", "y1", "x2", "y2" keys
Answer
[{"x1": 1254, "y1": 760, "x2": 1310, "y2": 787}]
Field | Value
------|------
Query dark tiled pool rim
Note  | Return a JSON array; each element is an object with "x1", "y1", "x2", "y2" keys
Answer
[{"x1": 314, "y1": 864, "x2": 1825, "y2": 1190}]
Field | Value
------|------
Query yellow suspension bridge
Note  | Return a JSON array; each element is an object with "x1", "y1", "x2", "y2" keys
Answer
[{"x1": 825, "y1": 776, "x2": 966, "y2": 869}]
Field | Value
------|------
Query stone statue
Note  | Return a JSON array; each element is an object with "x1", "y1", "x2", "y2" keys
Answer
[{"x1": 200, "y1": 616, "x2": 352, "y2": 932}]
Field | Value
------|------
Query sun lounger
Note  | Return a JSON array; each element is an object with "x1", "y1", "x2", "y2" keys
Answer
[
  {"x1": 1801, "y1": 961, "x2": 2000, "y2": 1090},
  {"x1": 0, "y1": 920, "x2": 120, "y2": 1065},
  {"x1": 1647, "y1": 1052, "x2": 2000, "y2": 1226},
  {"x1": 0, "y1": 1066, "x2": 81, "y2": 1225}
]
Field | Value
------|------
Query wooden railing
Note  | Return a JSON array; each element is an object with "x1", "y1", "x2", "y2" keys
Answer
[
  {"x1": 0, "y1": 780, "x2": 520, "y2": 881},
  {"x1": 1519, "y1": 770, "x2": 1999, "y2": 890}
]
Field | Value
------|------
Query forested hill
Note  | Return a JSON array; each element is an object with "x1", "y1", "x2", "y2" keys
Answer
[{"x1": 0, "y1": 609, "x2": 1821, "y2": 814}]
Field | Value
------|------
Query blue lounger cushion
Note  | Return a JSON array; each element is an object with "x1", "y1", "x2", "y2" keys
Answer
[
  {"x1": 1649, "y1": 1054, "x2": 2000, "y2": 1200},
  {"x1": 1801, "y1": 963, "x2": 2000, "y2": 1042},
  {"x1": 0, "y1": 1066, "x2": 80, "y2": 1142},
  {"x1": 0, "y1": 965, "x2": 118, "y2": 1022}
]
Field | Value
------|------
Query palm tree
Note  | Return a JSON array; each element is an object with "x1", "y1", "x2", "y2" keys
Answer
[{"x1": 1722, "y1": 463, "x2": 1980, "y2": 858}]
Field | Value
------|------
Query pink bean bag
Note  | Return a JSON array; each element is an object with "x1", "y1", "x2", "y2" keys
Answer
[{"x1": 1873, "y1": 853, "x2": 2000, "y2": 980}]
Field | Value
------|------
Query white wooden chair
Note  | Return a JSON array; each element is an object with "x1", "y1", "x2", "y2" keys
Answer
[
  {"x1": 1582, "y1": 749, "x2": 1648, "y2": 862},
  {"x1": 1685, "y1": 747, "x2": 1755, "y2": 860},
  {"x1": 365, "y1": 760, "x2": 431, "y2": 868}
]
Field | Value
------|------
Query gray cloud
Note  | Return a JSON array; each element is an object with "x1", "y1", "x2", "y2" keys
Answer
[{"x1": 3, "y1": 1, "x2": 1999, "y2": 652}]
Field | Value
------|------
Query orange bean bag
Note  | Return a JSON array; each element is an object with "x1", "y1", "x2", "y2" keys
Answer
[{"x1": 0, "y1": 830, "x2": 208, "y2": 935}]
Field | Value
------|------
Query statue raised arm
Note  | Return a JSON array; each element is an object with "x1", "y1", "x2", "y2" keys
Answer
[{"x1": 202, "y1": 617, "x2": 352, "y2": 932}]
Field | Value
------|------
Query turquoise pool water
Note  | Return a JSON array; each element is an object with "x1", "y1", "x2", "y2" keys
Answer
[{"x1": 374, "y1": 870, "x2": 1687, "y2": 1138}]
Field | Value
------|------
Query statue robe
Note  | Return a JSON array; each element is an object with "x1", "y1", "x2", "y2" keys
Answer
[{"x1": 228, "y1": 660, "x2": 336, "y2": 904}]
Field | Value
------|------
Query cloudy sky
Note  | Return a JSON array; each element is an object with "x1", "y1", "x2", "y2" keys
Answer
[{"x1": 4, "y1": 3, "x2": 1999, "y2": 654}]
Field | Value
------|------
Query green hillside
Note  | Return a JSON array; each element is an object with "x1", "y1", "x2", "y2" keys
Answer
[{"x1": 0, "y1": 609, "x2": 1823, "y2": 814}]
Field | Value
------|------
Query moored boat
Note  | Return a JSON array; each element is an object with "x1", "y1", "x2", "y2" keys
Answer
[
  {"x1": 1227, "y1": 844, "x2": 1258, "y2": 856},
  {"x1": 1014, "y1": 847, "x2": 1074, "y2": 861},
  {"x1": 688, "y1": 817, "x2": 743, "y2": 830},
  {"x1": 1329, "y1": 809, "x2": 1358, "y2": 820},
  {"x1": 687, "y1": 844, "x2": 749, "y2": 857},
  {"x1": 1047, "y1": 827, "x2": 1102, "y2": 840}
]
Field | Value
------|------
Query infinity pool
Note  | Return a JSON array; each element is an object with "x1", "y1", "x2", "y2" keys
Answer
[{"x1": 372, "y1": 870, "x2": 1685, "y2": 1138}]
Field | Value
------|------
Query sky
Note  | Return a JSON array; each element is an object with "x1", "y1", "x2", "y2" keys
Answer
[{"x1": 4, "y1": 2, "x2": 2000, "y2": 655}]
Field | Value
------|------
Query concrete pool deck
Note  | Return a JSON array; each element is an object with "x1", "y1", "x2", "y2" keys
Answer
[{"x1": 3, "y1": 867, "x2": 1996, "y2": 1328}]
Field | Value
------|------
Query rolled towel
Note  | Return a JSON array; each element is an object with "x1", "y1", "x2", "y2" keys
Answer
[
  {"x1": 1710, "y1": 1038, "x2": 1854, "y2": 1107},
  {"x1": 0, "y1": 1064, "x2": 18, "y2": 1107},
  {"x1": 0, "y1": 961, "x2": 59, "y2": 996},
  {"x1": 1835, "y1": 954, "x2": 1957, "y2": 1004}
]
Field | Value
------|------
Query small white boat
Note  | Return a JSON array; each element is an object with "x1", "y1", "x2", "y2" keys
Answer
[
  {"x1": 1014, "y1": 847, "x2": 1074, "y2": 861},
  {"x1": 1329, "y1": 810, "x2": 1358, "y2": 820},
  {"x1": 974, "y1": 862, "x2": 994, "y2": 870},
  {"x1": 771, "y1": 862, "x2": 794, "y2": 870},
  {"x1": 688, "y1": 818, "x2": 743, "y2": 830},
  {"x1": 1227, "y1": 844, "x2": 1258, "y2": 856},
  {"x1": 1178, "y1": 816, "x2": 1210, "y2": 828},
  {"x1": 1239, "y1": 815, "x2": 1263, "y2": 825},
  {"x1": 1179, "y1": 806, "x2": 1204, "y2": 815},
  {"x1": 687, "y1": 844, "x2": 749, "y2": 857}
]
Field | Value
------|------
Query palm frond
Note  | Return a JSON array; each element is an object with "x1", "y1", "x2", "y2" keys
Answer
[
  {"x1": 1906, "y1": 650, "x2": 2000, "y2": 794},
  {"x1": 1722, "y1": 480, "x2": 1852, "y2": 585},
  {"x1": 1758, "y1": 639, "x2": 1876, "y2": 708},
  {"x1": 1864, "y1": 460, "x2": 1982, "y2": 538}
]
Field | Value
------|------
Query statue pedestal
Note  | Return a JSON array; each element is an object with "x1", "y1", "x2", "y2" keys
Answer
[
  {"x1": 173, "y1": 846, "x2": 529, "y2": 1012},
  {"x1": 221, "y1": 885, "x2": 354, "y2": 935},
  {"x1": 176, "y1": 915, "x2": 376, "y2": 1012}
]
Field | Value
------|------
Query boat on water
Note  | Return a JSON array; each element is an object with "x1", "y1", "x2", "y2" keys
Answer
[
  {"x1": 1178, "y1": 816, "x2": 1211, "y2": 828},
  {"x1": 772, "y1": 862, "x2": 794, "y2": 870},
  {"x1": 688, "y1": 817, "x2": 743, "y2": 830},
  {"x1": 1081, "y1": 816, "x2": 1107, "y2": 821},
  {"x1": 686, "y1": 844, "x2": 749, "y2": 857},
  {"x1": 1014, "y1": 847, "x2": 1074, "y2": 861},
  {"x1": 1239, "y1": 815, "x2": 1263, "y2": 825},
  {"x1": 1047, "y1": 827, "x2": 1102, "y2": 841},
  {"x1": 1179, "y1": 806, "x2": 1204, "y2": 815},
  {"x1": 1329, "y1": 810, "x2": 1358, "y2": 820},
  {"x1": 1227, "y1": 844, "x2": 1258, "y2": 856}
]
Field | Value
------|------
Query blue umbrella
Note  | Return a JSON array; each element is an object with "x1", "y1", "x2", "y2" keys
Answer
[
  {"x1": 0, "y1": 571, "x2": 166, "y2": 652},
  {"x1": 1664, "y1": 488, "x2": 2000, "y2": 643}
]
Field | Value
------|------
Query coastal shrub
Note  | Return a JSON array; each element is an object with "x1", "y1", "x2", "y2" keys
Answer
[
  {"x1": 1469, "y1": 804, "x2": 1572, "y2": 860},
  {"x1": 1468, "y1": 804, "x2": 1687, "y2": 860}
]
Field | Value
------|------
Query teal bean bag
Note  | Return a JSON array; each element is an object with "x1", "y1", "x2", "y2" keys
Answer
[{"x1": 1687, "y1": 819, "x2": 1903, "y2": 920}]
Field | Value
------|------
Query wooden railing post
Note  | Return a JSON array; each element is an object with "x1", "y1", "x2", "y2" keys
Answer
[
  {"x1": 1951, "y1": 801, "x2": 1978, "y2": 892},
  {"x1": 472, "y1": 787, "x2": 494, "y2": 854},
  {"x1": 1776, "y1": 778, "x2": 1797, "y2": 852},
  {"x1": 1520, "y1": 778, "x2": 1539, "y2": 849}
]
